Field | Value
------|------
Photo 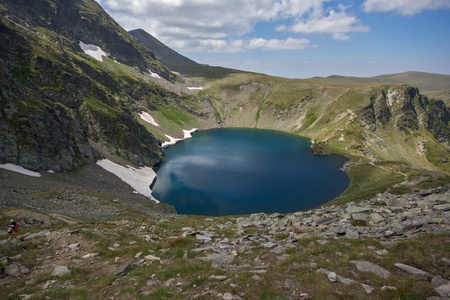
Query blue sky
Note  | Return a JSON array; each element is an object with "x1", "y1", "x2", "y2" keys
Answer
[{"x1": 96, "y1": 0, "x2": 450, "y2": 78}]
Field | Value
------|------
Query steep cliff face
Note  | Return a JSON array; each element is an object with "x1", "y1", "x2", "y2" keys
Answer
[
  {"x1": 0, "y1": 0, "x2": 175, "y2": 171},
  {"x1": 358, "y1": 86, "x2": 450, "y2": 146}
]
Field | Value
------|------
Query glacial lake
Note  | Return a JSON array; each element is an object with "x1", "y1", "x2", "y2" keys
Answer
[{"x1": 152, "y1": 128, "x2": 350, "y2": 216}]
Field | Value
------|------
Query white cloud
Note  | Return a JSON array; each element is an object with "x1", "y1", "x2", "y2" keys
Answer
[
  {"x1": 170, "y1": 37, "x2": 315, "y2": 53},
  {"x1": 248, "y1": 37, "x2": 315, "y2": 50},
  {"x1": 288, "y1": 6, "x2": 369, "y2": 40},
  {"x1": 99, "y1": 0, "x2": 368, "y2": 52},
  {"x1": 363, "y1": 0, "x2": 450, "y2": 16}
]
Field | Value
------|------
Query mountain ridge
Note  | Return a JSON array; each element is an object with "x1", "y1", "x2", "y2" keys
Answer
[
  {"x1": 128, "y1": 28, "x2": 198, "y2": 71},
  {"x1": 308, "y1": 71, "x2": 450, "y2": 93}
]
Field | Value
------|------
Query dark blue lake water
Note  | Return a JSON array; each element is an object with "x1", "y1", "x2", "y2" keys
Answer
[{"x1": 152, "y1": 128, "x2": 349, "y2": 216}]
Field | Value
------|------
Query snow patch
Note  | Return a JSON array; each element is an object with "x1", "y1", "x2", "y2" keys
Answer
[
  {"x1": 96, "y1": 159, "x2": 158, "y2": 202},
  {"x1": 161, "y1": 135, "x2": 182, "y2": 149},
  {"x1": 183, "y1": 128, "x2": 198, "y2": 139},
  {"x1": 172, "y1": 71, "x2": 181, "y2": 75},
  {"x1": 0, "y1": 163, "x2": 41, "y2": 177},
  {"x1": 79, "y1": 41, "x2": 107, "y2": 62},
  {"x1": 161, "y1": 129, "x2": 198, "y2": 149},
  {"x1": 149, "y1": 70, "x2": 161, "y2": 79},
  {"x1": 187, "y1": 87, "x2": 203, "y2": 90},
  {"x1": 139, "y1": 111, "x2": 159, "y2": 127}
]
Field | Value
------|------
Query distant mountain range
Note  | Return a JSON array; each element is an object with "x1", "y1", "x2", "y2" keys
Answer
[{"x1": 308, "y1": 71, "x2": 450, "y2": 93}]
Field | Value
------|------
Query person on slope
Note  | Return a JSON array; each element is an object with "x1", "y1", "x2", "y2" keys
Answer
[{"x1": 7, "y1": 219, "x2": 19, "y2": 234}]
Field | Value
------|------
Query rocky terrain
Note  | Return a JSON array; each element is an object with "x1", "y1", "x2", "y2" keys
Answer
[{"x1": 1, "y1": 185, "x2": 449, "y2": 299}]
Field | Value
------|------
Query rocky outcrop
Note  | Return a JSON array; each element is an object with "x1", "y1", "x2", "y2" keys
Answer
[{"x1": 358, "y1": 86, "x2": 450, "y2": 144}]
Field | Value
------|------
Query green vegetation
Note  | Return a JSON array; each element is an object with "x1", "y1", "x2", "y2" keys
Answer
[{"x1": 330, "y1": 163, "x2": 405, "y2": 205}]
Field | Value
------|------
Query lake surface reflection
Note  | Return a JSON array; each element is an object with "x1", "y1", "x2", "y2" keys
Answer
[{"x1": 152, "y1": 128, "x2": 349, "y2": 216}]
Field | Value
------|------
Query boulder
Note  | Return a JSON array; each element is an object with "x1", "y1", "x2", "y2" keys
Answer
[
  {"x1": 51, "y1": 266, "x2": 71, "y2": 277},
  {"x1": 351, "y1": 260, "x2": 390, "y2": 278},
  {"x1": 394, "y1": 263, "x2": 429, "y2": 277}
]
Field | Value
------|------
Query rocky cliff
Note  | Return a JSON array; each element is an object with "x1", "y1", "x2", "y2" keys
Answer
[{"x1": 0, "y1": 0, "x2": 197, "y2": 171}]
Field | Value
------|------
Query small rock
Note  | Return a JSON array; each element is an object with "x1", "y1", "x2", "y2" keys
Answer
[
  {"x1": 81, "y1": 253, "x2": 98, "y2": 259},
  {"x1": 374, "y1": 249, "x2": 388, "y2": 256},
  {"x1": 42, "y1": 280, "x2": 56, "y2": 290},
  {"x1": 432, "y1": 275, "x2": 450, "y2": 287},
  {"x1": 252, "y1": 275, "x2": 262, "y2": 281},
  {"x1": 144, "y1": 255, "x2": 161, "y2": 262},
  {"x1": 299, "y1": 292, "x2": 311, "y2": 299},
  {"x1": 361, "y1": 283, "x2": 375, "y2": 294},
  {"x1": 223, "y1": 292, "x2": 241, "y2": 300},
  {"x1": 381, "y1": 286, "x2": 397, "y2": 291},
  {"x1": 284, "y1": 279, "x2": 293, "y2": 288},
  {"x1": 435, "y1": 284, "x2": 450, "y2": 297},
  {"x1": 327, "y1": 272, "x2": 337, "y2": 282},
  {"x1": 271, "y1": 245, "x2": 286, "y2": 254},
  {"x1": 345, "y1": 230, "x2": 359, "y2": 239},
  {"x1": 351, "y1": 260, "x2": 390, "y2": 278},
  {"x1": 434, "y1": 204, "x2": 450, "y2": 211},
  {"x1": 5, "y1": 264, "x2": 20, "y2": 277},
  {"x1": 395, "y1": 263, "x2": 429, "y2": 277},
  {"x1": 209, "y1": 275, "x2": 227, "y2": 281},
  {"x1": 164, "y1": 278, "x2": 175, "y2": 287},
  {"x1": 20, "y1": 265, "x2": 30, "y2": 274},
  {"x1": 262, "y1": 242, "x2": 277, "y2": 248},
  {"x1": 68, "y1": 243, "x2": 80, "y2": 251},
  {"x1": 51, "y1": 266, "x2": 71, "y2": 277}
]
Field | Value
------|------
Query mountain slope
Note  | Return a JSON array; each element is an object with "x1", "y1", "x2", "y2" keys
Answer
[
  {"x1": 129, "y1": 28, "x2": 198, "y2": 70},
  {"x1": 0, "y1": 0, "x2": 216, "y2": 172}
]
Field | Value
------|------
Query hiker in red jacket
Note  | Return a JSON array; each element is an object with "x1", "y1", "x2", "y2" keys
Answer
[{"x1": 7, "y1": 220, "x2": 18, "y2": 234}]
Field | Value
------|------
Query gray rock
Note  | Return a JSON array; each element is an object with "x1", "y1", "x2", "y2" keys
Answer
[
  {"x1": 435, "y1": 284, "x2": 450, "y2": 297},
  {"x1": 368, "y1": 213, "x2": 384, "y2": 224},
  {"x1": 432, "y1": 275, "x2": 450, "y2": 287},
  {"x1": 374, "y1": 249, "x2": 389, "y2": 256},
  {"x1": 201, "y1": 254, "x2": 235, "y2": 266},
  {"x1": 351, "y1": 213, "x2": 367, "y2": 221},
  {"x1": 51, "y1": 266, "x2": 71, "y2": 277},
  {"x1": 434, "y1": 204, "x2": 450, "y2": 211},
  {"x1": 394, "y1": 263, "x2": 429, "y2": 277},
  {"x1": 5, "y1": 263, "x2": 20, "y2": 277},
  {"x1": 327, "y1": 272, "x2": 337, "y2": 282},
  {"x1": 209, "y1": 275, "x2": 228, "y2": 281},
  {"x1": 24, "y1": 230, "x2": 50, "y2": 240},
  {"x1": 361, "y1": 283, "x2": 375, "y2": 294},
  {"x1": 68, "y1": 243, "x2": 80, "y2": 250},
  {"x1": 262, "y1": 242, "x2": 277, "y2": 248},
  {"x1": 351, "y1": 260, "x2": 390, "y2": 278},
  {"x1": 270, "y1": 246, "x2": 286, "y2": 254},
  {"x1": 345, "y1": 230, "x2": 359, "y2": 239},
  {"x1": 116, "y1": 262, "x2": 131, "y2": 276}
]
